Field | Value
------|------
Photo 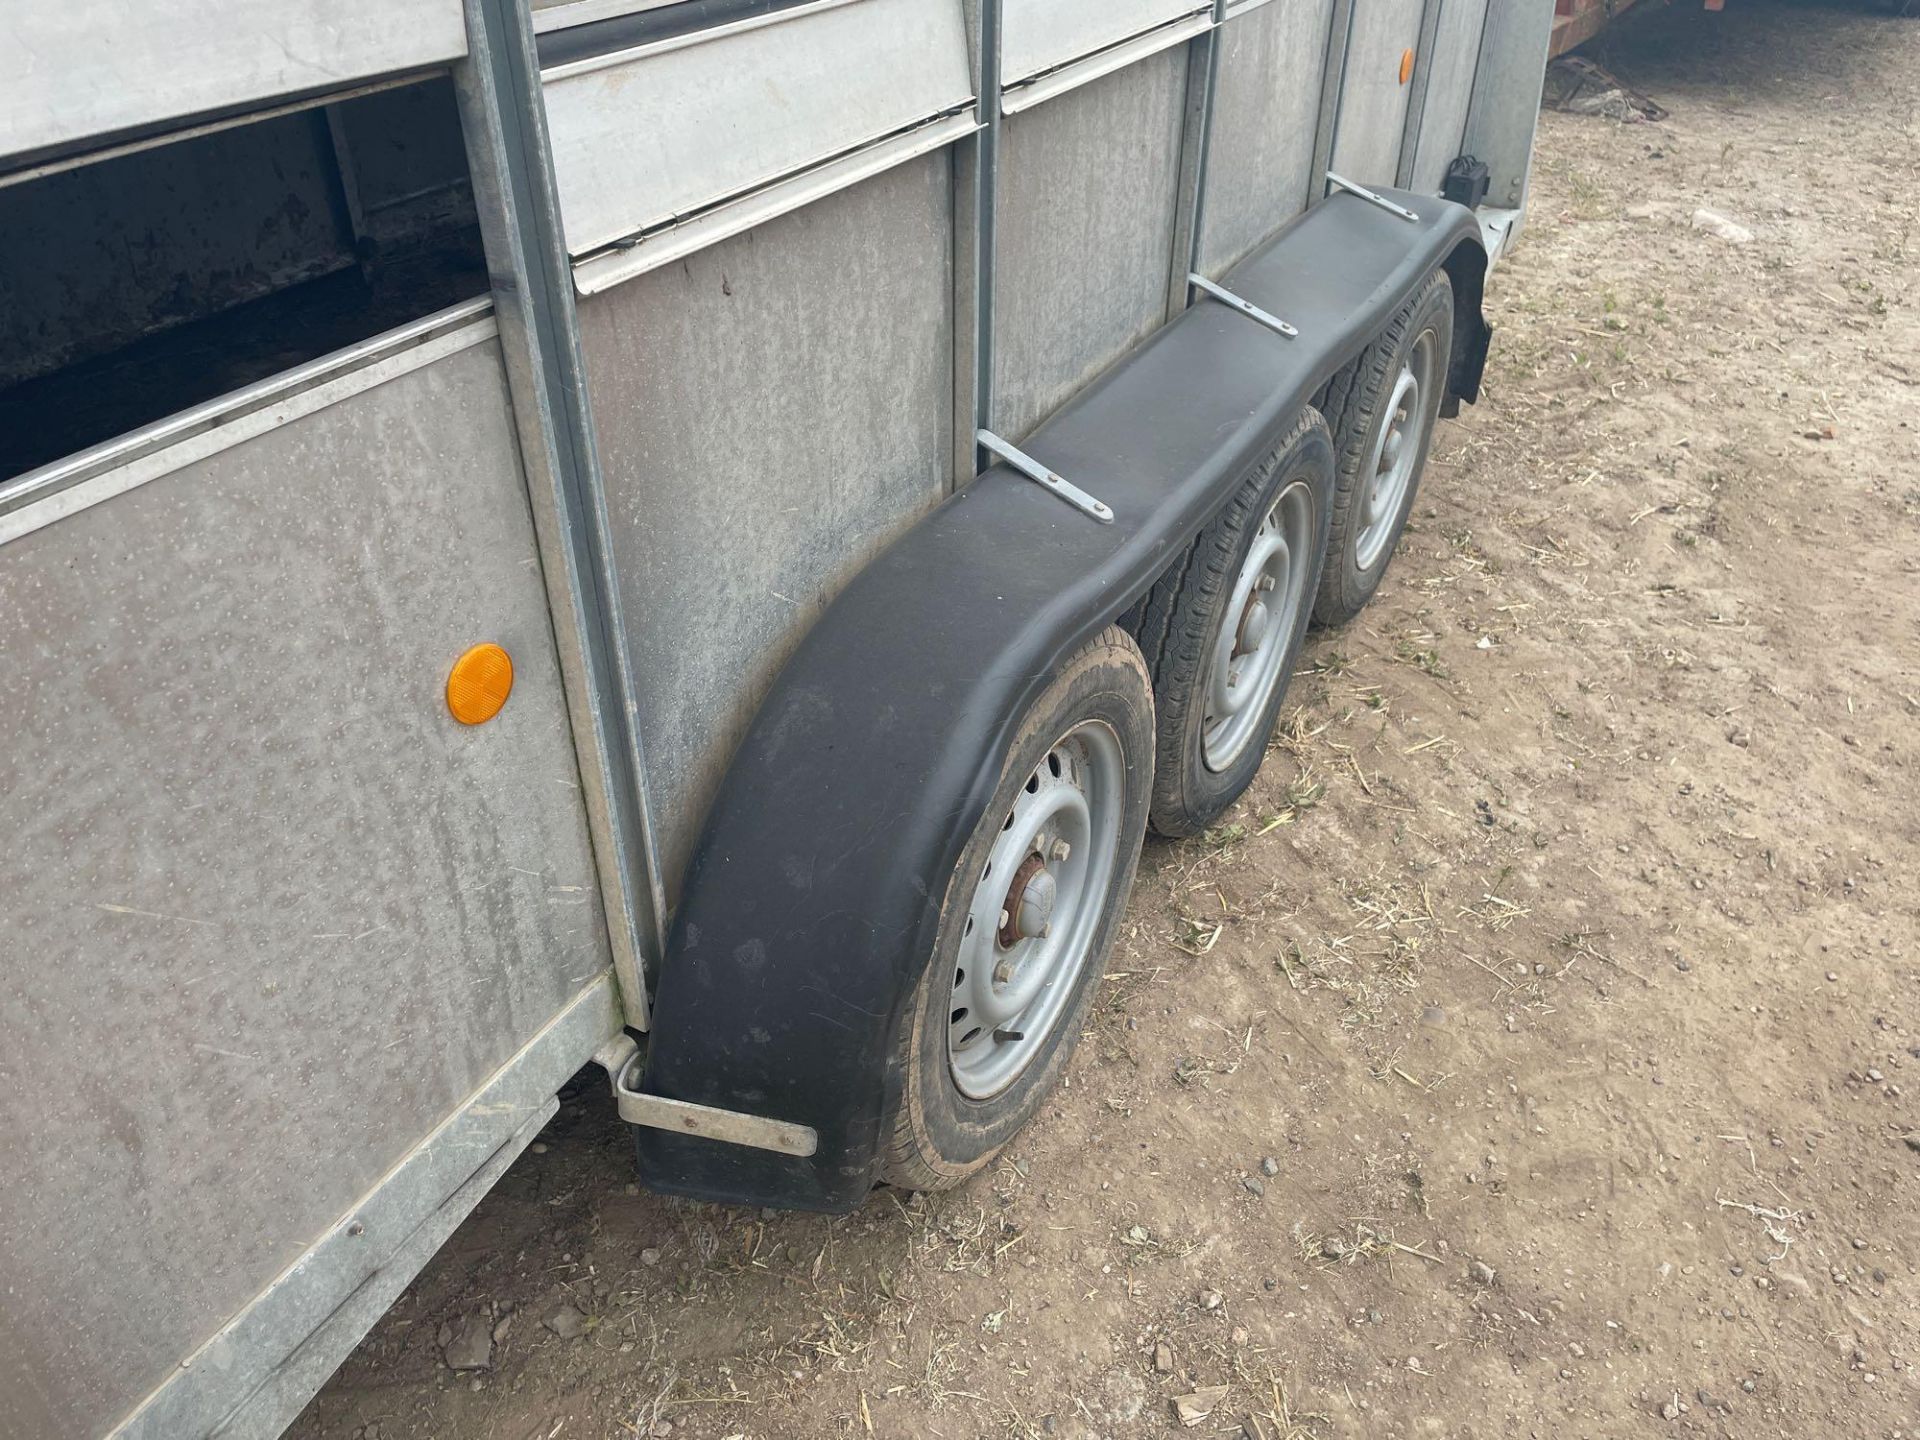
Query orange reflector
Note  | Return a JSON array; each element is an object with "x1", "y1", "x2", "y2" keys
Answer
[
  {"x1": 1399, "y1": 48, "x2": 1415, "y2": 84},
  {"x1": 447, "y1": 643, "x2": 513, "y2": 725}
]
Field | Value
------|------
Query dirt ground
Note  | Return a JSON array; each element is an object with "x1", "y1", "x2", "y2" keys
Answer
[{"x1": 293, "y1": 4, "x2": 1920, "y2": 1436}]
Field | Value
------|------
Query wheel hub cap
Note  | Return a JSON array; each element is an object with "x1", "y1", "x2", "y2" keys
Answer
[
  {"x1": 999, "y1": 854, "x2": 1055, "y2": 946},
  {"x1": 1235, "y1": 596, "x2": 1271, "y2": 656}
]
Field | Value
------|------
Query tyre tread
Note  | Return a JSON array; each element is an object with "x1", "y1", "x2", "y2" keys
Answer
[
  {"x1": 1129, "y1": 407, "x2": 1331, "y2": 837},
  {"x1": 1313, "y1": 268, "x2": 1453, "y2": 627}
]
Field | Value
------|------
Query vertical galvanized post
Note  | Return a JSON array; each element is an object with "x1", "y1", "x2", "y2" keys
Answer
[
  {"x1": 1309, "y1": 0, "x2": 1356, "y2": 203},
  {"x1": 321, "y1": 105, "x2": 372, "y2": 255},
  {"x1": 1164, "y1": 0, "x2": 1225, "y2": 311},
  {"x1": 951, "y1": 146, "x2": 983, "y2": 484},
  {"x1": 454, "y1": 0, "x2": 669, "y2": 1028},
  {"x1": 1395, "y1": 0, "x2": 1451, "y2": 189},
  {"x1": 958, "y1": 0, "x2": 1003, "y2": 469}
]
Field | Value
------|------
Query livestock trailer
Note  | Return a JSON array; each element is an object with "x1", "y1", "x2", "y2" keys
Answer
[{"x1": 0, "y1": 0, "x2": 1552, "y2": 1434}]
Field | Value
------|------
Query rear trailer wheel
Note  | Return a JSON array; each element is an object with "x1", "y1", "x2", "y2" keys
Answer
[
  {"x1": 880, "y1": 627, "x2": 1153, "y2": 1191},
  {"x1": 1313, "y1": 267, "x2": 1454, "y2": 626},
  {"x1": 1123, "y1": 408, "x2": 1335, "y2": 838}
]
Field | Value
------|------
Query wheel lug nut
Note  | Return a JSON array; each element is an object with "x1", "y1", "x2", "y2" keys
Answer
[
  {"x1": 1049, "y1": 838, "x2": 1072, "y2": 862},
  {"x1": 998, "y1": 908, "x2": 1009, "y2": 930},
  {"x1": 993, "y1": 959, "x2": 1013, "y2": 985}
]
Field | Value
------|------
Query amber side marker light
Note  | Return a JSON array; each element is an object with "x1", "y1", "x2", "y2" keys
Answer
[
  {"x1": 447, "y1": 643, "x2": 514, "y2": 725},
  {"x1": 1400, "y1": 48, "x2": 1415, "y2": 84}
]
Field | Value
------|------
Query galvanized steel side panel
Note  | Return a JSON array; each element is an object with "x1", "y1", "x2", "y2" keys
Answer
[
  {"x1": 1198, "y1": 0, "x2": 1340, "y2": 277},
  {"x1": 0, "y1": 337, "x2": 611, "y2": 1440},
  {"x1": 1406, "y1": 0, "x2": 1490, "y2": 193},
  {"x1": 1001, "y1": 0, "x2": 1203, "y2": 85},
  {"x1": 1460, "y1": 0, "x2": 1555, "y2": 211},
  {"x1": 540, "y1": 0, "x2": 973, "y2": 257},
  {"x1": 1329, "y1": 0, "x2": 1425, "y2": 185},
  {"x1": 992, "y1": 48, "x2": 1187, "y2": 443},
  {"x1": 577, "y1": 156, "x2": 954, "y2": 902},
  {"x1": 0, "y1": 0, "x2": 467, "y2": 167}
]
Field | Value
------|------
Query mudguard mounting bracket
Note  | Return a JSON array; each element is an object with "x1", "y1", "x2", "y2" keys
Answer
[
  {"x1": 1327, "y1": 172, "x2": 1421, "y2": 223},
  {"x1": 977, "y1": 429, "x2": 1115, "y2": 524},
  {"x1": 595, "y1": 1035, "x2": 819, "y2": 1157},
  {"x1": 1187, "y1": 272, "x2": 1299, "y2": 339}
]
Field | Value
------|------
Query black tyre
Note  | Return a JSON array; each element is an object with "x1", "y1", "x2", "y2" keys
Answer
[
  {"x1": 1313, "y1": 267, "x2": 1454, "y2": 626},
  {"x1": 880, "y1": 627, "x2": 1153, "y2": 1190},
  {"x1": 1123, "y1": 408, "x2": 1335, "y2": 838}
]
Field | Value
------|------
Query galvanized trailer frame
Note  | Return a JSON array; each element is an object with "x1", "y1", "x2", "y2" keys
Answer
[{"x1": 0, "y1": 0, "x2": 1552, "y2": 1434}]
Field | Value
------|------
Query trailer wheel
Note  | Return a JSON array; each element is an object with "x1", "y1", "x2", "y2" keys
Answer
[
  {"x1": 1313, "y1": 268, "x2": 1453, "y2": 626},
  {"x1": 1123, "y1": 408, "x2": 1334, "y2": 838},
  {"x1": 880, "y1": 627, "x2": 1153, "y2": 1190}
]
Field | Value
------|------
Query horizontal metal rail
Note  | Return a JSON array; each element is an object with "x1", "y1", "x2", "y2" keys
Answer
[
  {"x1": 1001, "y1": 8, "x2": 1213, "y2": 116},
  {"x1": 538, "y1": 0, "x2": 861, "y2": 77},
  {"x1": 530, "y1": 0, "x2": 682, "y2": 34},
  {"x1": 572, "y1": 109, "x2": 979, "y2": 294},
  {"x1": 0, "y1": 299, "x2": 497, "y2": 546}
]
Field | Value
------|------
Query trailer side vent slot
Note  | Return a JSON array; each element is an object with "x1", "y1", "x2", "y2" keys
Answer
[{"x1": 0, "y1": 77, "x2": 488, "y2": 489}]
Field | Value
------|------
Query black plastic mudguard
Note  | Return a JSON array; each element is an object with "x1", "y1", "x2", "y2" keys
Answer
[{"x1": 634, "y1": 188, "x2": 1489, "y2": 1212}]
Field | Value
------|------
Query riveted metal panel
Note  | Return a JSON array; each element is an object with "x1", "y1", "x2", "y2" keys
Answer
[
  {"x1": 991, "y1": 48, "x2": 1186, "y2": 443},
  {"x1": 1001, "y1": 0, "x2": 1204, "y2": 86},
  {"x1": 540, "y1": 0, "x2": 973, "y2": 257},
  {"x1": 0, "y1": 334, "x2": 611, "y2": 1440},
  {"x1": 1198, "y1": 0, "x2": 1339, "y2": 277},
  {"x1": 0, "y1": 0, "x2": 467, "y2": 168},
  {"x1": 576, "y1": 155, "x2": 954, "y2": 902},
  {"x1": 1329, "y1": 0, "x2": 1425, "y2": 185},
  {"x1": 1406, "y1": 0, "x2": 1490, "y2": 193}
]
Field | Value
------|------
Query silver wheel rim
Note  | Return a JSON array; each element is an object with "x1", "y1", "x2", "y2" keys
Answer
[
  {"x1": 1353, "y1": 328, "x2": 1438, "y2": 573},
  {"x1": 947, "y1": 721, "x2": 1125, "y2": 1100},
  {"x1": 1201, "y1": 482, "x2": 1315, "y2": 773}
]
